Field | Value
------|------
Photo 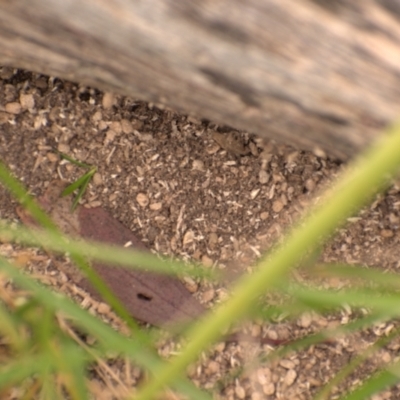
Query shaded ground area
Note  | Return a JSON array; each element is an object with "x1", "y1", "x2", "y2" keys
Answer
[{"x1": 1, "y1": 67, "x2": 400, "y2": 399}]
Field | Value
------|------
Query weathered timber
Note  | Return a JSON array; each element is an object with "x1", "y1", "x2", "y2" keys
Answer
[{"x1": 1, "y1": 0, "x2": 400, "y2": 159}]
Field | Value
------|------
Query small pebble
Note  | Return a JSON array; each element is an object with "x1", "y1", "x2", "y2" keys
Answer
[
  {"x1": 206, "y1": 360, "x2": 220, "y2": 374},
  {"x1": 192, "y1": 159, "x2": 205, "y2": 171},
  {"x1": 92, "y1": 111, "x2": 102, "y2": 122},
  {"x1": 286, "y1": 151, "x2": 299, "y2": 163},
  {"x1": 251, "y1": 324, "x2": 261, "y2": 337},
  {"x1": 98, "y1": 120, "x2": 108, "y2": 131},
  {"x1": 279, "y1": 360, "x2": 295, "y2": 369},
  {"x1": 19, "y1": 93, "x2": 35, "y2": 110},
  {"x1": 149, "y1": 202, "x2": 162, "y2": 211},
  {"x1": 297, "y1": 312, "x2": 313, "y2": 328},
  {"x1": 102, "y1": 92, "x2": 115, "y2": 109},
  {"x1": 256, "y1": 368, "x2": 270, "y2": 385},
  {"x1": 381, "y1": 351, "x2": 392, "y2": 363},
  {"x1": 208, "y1": 232, "x2": 219, "y2": 248},
  {"x1": 259, "y1": 170, "x2": 270, "y2": 184},
  {"x1": 183, "y1": 276, "x2": 197, "y2": 293},
  {"x1": 283, "y1": 369, "x2": 297, "y2": 386},
  {"x1": 381, "y1": 229, "x2": 393, "y2": 238},
  {"x1": 93, "y1": 172, "x2": 103, "y2": 186},
  {"x1": 5, "y1": 102, "x2": 22, "y2": 115},
  {"x1": 235, "y1": 385, "x2": 246, "y2": 399},
  {"x1": 97, "y1": 302, "x2": 111, "y2": 314},
  {"x1": 47, "y1": 152, "x2": 58, "y2": 163},
  {"x1": 250, "y1": 188, "x2": 260, "y2": 199},
  {"x1": 313, "y1": 147, "x2": 327, "y2": 158},
  {"x1": 136, "y1": 193, "x2": 149, "y2": 208},
  {"x1": 202, "y1": 289, "x2": 215, "y2": 303},
  {"x1": 110, "y1": 121, "x2": 122, "y2": 134},
  {"x1": 121, "y1": 119, "x2": 133, "y2": 134},
  {"x1": 183, "y1": 230, "x2": 194, "y2": 246},
  {"x1": 272, "y1": 200, "x2": 284, "y2": 213},
  {"x1": 263, "y1": 383, "x2": 275, "y2": 396},
  {"x1": 201, "y1": 255, "x2": 213, "y2": 267},
  {"x1": 305, "y1": 178, "x2": 316, "y2": 192},
  {"x1": 104, "y1": 129, "x2": 117, "y2": 145},
  {"x1": 57, "y1": 143, "x2": 70, "y2": 153}
]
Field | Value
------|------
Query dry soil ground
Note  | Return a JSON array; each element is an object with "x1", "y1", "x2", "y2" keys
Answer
[{"x1": 1, "y1": 67, "x2": 400, "y2": 399}]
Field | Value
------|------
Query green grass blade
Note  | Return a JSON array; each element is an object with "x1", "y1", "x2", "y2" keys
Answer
[
  {"x1": 134, "y1": 124, "x2": 400, "y2": 399},
  {"x1": 263, "y1": 312, "x2": 384, "y2": 359},
  {"x1": 0, "y1": 221, "x2": 216, "y2": 280},
  {"x1": 58, "y1": 151, "x2": 92, "y2": 168},
  {"x1": 61, "y1": 167, "x2": 97, "y2": 211},
  {"x1": 61, "y1": 168, "x2": 95, "y2": 198},
  {"x1": 287, "y1": 285, "x2": 400, "y2": 318},
  {"x1": 314, "y1": 325, "x2": 400, "y2": 400},
  {"x1": 0, "y1": 162, "x2": 58, "y2": 231},
  {"x1": 51, "y1": 342, "x2": 89, "y2": 400},
  {"x1": 311, "y1": 263, "x2": 400, "y2": 290},
  {"x1": 0, "y1": 353, "x2": 53, "y2": 389},
  {"x1": 0, "y1": 256, "x2": 212, "y2": 400},
  {"x1": 39, "y1": 366, "x2": 59, "y2": 400},
  {"x1": 341, "y1": 365, "x2": 400, "y2": 400},
  {"x1": 70, "y1": 170, "x2": 95, "y2": 211},
  {"x1": 0, "y1": 256, "x2": 155, "y2": 362},
  {"x1": 0, "y1": 161, "x2": 143, "y2": 336},
  {"x1": 0, "y1": 301, "x2": 25, "y2": 351}
]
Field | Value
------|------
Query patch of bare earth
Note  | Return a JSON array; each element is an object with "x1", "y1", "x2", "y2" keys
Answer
[{"x1": 1, "y1": 67, "x2": 400, "y2": 399}]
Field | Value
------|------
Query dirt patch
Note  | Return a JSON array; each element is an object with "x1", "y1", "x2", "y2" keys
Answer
[{"x1": 1, "y1": 67, "x2": 400, "y2": 399}]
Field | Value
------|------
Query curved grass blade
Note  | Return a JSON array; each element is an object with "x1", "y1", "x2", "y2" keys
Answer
[
  {"x1": 310, "y1": 263, "x2": 400, "y2": 291},
  {"x1": 340, "y1": 363, "x2": 400, "y2": 400},
  {"x1": 61, "y1": 167, "x2": 97, "y2": 211},
  {"x1": 0, "y1": 221, "x2": 216, "y2": 280},
  {"x1": 0, "y1": 256, "x2": 212, "y2": 400},
  {"x1": 0, "y1": 162, "x2": 201, "y2": 346},
  {"x1": 58, "y1": 151, "x2": 92, "y2": 169},
  {"x1": 0, "y1": 353, "x2": 53, "y2": 390},
  {"x1": 314, "y1": 326, "x2": 400, "y2": 400},
  {"x1": 134, "y1": 123, "x2": 400, "y2": 399}
]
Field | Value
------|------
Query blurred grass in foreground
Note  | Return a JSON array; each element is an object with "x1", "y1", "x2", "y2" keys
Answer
[{"x1": 1, "y1": 123, "x2": 400, "y2": 399}]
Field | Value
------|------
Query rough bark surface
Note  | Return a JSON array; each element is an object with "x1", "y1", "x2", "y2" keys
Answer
[{"x1": 1, "y1": 0, "x2": 400, "y2": 159}]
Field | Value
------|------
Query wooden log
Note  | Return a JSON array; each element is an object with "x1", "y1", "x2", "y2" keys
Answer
[{"x1": 1, "y1": 0, "x2": 400, "y2": 159}]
